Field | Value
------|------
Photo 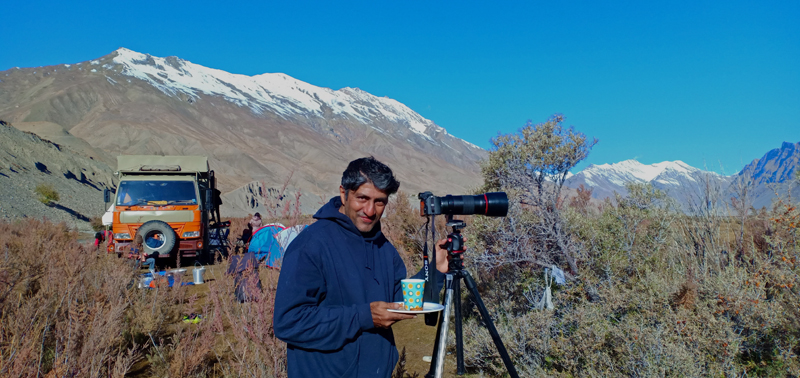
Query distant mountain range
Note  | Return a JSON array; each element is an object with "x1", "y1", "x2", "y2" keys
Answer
[
  {"x1": 0, "y1": 48, "x2": 485, "y2": 217},
  {"x1": 565, "y1": 141, "x2": 800, "y2": 210},
  {"x1": 0, "y1": 48, "x2": 796, "y2": 226}
]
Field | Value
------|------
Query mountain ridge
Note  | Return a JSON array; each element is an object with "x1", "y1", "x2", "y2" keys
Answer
[
  {"x1": 0, "y1": 48, "x2": 487, "y2": 217},
  {"x1": 566, "y1": 142, "x2": 799, "y2": 210}
]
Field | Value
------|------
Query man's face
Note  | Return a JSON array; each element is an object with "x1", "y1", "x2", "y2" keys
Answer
[{"x1": 339, "y1": 182, "x2": 389, "y2": 233}]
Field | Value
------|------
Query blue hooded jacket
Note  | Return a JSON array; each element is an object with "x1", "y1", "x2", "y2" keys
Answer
[{"x1": 273, "y1": 197, "x2": 428, "y2": 377}]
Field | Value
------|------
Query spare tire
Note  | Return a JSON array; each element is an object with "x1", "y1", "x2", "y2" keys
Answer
[{"x1": 138, "y1": 220, "x2": 177, "y2": 256}]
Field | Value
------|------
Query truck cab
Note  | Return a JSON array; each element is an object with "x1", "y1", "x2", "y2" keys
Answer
[{"x1": 107, "y1": 156, "x2": 222, "y2": 262}]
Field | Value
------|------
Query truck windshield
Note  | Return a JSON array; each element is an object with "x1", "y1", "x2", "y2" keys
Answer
[{"x1": 116, "y1": 181, "x2": 197, "y2": 206}]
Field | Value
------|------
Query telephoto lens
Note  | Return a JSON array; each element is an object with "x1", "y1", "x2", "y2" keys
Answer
[{"x1": 439, "y1": 192, "x2": 508, "y2": 216}]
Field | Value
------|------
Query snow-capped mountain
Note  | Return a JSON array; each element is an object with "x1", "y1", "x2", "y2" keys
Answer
[
  {"x1": 566, "y1": 159, "x2": 733, "y2": 208},
  {"x1": 0, "y1": 48, "x2": 486, "y2": 216},
  {"x1": 567, "y1": 141, "x2": 799, "y2": 211},
  {"x1": 111, "y1": 48, "x2": 476, "y2": 149}
]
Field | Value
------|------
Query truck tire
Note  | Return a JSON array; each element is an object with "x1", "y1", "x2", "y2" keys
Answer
[{"x1": 138, "y1": 220, "x2": 177, "y2": 257}]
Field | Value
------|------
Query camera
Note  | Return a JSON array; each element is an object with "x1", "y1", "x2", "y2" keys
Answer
[{"x1": 418, "y1": 192, "x2": 508, "y2": 217}]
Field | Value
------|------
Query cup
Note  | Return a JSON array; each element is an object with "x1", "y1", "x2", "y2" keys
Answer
[{"x1": 401, "y1": 279, "x2": 425, "y2": 311}]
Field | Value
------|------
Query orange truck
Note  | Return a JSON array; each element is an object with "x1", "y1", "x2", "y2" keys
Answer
[{"x1": 105, "y1": 156, "x2": 223, "y2": 263}]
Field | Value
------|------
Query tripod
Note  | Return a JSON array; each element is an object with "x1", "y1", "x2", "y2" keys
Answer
[{"x1": 424, "y1": 219, "x2": 519, "y2": 378}]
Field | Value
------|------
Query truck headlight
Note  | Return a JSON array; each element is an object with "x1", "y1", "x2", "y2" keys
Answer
[
  {"x1": 182, "y1": 231, "x2": 200, "y2": 238},
  {"x1": 114, "y1": 233, "x2": 131, "y2": 240}
]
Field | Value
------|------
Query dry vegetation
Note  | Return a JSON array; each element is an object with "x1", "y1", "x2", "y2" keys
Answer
[
  {"x1": 437, "y1": 116, "x2": 798, "y2": 377},
  {"x1": 384, "y1": 116, "x2": 799, "y2": 377},
  {"x1": 0, "y1": 218, "x2": 286, "y2": 377},
  {"x1": 1, "y1": 116, "x2": 798, "y2": 377}
]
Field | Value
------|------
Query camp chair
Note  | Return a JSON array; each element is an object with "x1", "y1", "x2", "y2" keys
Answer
[{"x1": 208, "y1": 221, "x2": 231, "y2": 261}]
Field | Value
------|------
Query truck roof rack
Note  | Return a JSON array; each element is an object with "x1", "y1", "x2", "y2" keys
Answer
[
  {"x1": 140, "y1": 165, "x2": 181, "y2": 171},
  {"x1": 117, "y1": 156, "x2": 209, "y2": 174}
]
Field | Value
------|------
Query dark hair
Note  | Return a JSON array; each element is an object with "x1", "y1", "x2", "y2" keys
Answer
[
  {"x1": 341, "y1": 156, "x2": 400, "y2": 197},
  {"x1": 254, "y1": 212, "x2": 261, "y2": 218}
]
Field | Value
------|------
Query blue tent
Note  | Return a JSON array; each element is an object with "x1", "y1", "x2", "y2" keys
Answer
[{"x1": 248, "y1": 224, "x2": 285, "y2": 269}]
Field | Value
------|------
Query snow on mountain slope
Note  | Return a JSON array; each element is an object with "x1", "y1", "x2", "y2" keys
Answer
[
  {"x1": 577, "y1": 160, "x2": 698, "y2": 187},
  {"x1": 566, "y1": 159, "x2": 730, "y2": 203},
  {"x1": 111, "y1": 48, "x2": 478, "y2": 148}
]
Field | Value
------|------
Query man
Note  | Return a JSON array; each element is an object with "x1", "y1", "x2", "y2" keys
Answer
[{"x1": 274, "y1": 157, "x2": 448, "y2": 378}]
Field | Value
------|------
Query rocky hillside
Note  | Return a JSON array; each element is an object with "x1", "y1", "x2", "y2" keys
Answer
[
  {"x1": 0, "y1": 121, "x2": 115, "y2": 231},
  {"x1": 728, "y1": 141, "x2": 800, "y2": 209},
  {"x1": 0, "y1": 48, "x2": 486, "y2": 217}
]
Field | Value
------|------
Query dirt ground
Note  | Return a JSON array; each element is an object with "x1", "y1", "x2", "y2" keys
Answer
[{"x1": 142, "y1": 260, "x2": 474, "y2": 377}]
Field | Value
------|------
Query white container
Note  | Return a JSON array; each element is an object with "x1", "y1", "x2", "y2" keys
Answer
[
  {"x1": 192, "y1": 264, "x2": 206, "y2": 284},
  {"x1": 139, "y1": 276, "x2": 153, "y2": 289}
]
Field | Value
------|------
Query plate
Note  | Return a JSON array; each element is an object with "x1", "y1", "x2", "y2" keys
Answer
[{"x1": 387, "y1": 302, "x2": 445, "y2": 314}]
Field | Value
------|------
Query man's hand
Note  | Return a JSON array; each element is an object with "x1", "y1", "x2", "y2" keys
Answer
[
  {"x1": 435, "y1": 238, "x2": 452, "y2": 274},
  {"x1": 370, "y1": 301, "x2": 415, "y2": 328}
]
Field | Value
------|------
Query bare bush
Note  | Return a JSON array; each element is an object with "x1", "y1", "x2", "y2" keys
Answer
[
  {"x1": 457, "y1": 178, "x2": 800, "y2": 376},
  {"x1": 443, "y1": 115, "x2": 799, "y2": 376},
  {"x1": 477, "y1": 114, "x2": 597, "y2": 276},
  {"x1": 0, "y1": 217, "x2": 291, "y2": 377},
  {"x1": 204, "y1": 260, "x2": 287, "y2": 377},
  {"x1": 0, "y1": 219, "x2": 148, "y2": 377}
]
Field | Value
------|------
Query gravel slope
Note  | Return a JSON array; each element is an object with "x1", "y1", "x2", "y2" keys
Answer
[{"x1": 0, "y1": 122, "x2": 115, "y2": 232}]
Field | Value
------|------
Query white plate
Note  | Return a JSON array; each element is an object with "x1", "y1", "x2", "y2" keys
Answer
[{"x1": 387, "y1": 302, "x2": 445, "y2": 314}]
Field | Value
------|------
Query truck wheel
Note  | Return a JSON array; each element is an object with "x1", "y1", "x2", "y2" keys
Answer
[{"x1": 138, "y1": 220, "x2": 177, "y2": 257}]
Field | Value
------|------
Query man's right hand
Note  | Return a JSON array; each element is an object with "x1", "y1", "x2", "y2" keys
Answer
[{"x1": 370, "y1": 301, "x2": 415, "y2": 328}]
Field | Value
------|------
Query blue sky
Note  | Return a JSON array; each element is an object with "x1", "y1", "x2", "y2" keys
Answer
[{"x1": 2, "y1": 1, "x2": 798, "y2": 174}]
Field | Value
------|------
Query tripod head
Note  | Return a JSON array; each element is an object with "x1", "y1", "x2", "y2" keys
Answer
[{"x1": 444, "y1": 216, "x2": 466, "y2": 255}]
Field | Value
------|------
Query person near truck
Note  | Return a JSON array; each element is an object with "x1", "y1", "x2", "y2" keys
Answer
[
  {"x1": 93, "y1": 231, "x2": 105, "y2": 250},
  {"x1": 139, "y1": 249, "x2": 158, "y2": 274},
  {"x1": 130, "y1": 233, "x2": 158, "y2": 274},
  {"x1": 249, "y1": 212, "x2": 262, "y2": 229},
  {"x1": 125, "y1": 234, "x2": 143, "y2": 259},
  {"x1": 273, "y1": 156, "x2": 449, "y2": 378}
]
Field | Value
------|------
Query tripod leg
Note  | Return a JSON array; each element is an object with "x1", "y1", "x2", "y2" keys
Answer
[
  {"x1": 425, "y1": 315, "x2": 442, "y2": 378},
  {"x1": 461, "y1": 270, "x2": 520, "y2": 378},
  {"x1": 425, "y1": 274, "x2": 453, "y2": 378},
  {"x1": 454, "y1": 275, "x2": 465, "y2": 375},
  {"x1": 433, "y1": 274, "x2": 454, "y2": 378}
]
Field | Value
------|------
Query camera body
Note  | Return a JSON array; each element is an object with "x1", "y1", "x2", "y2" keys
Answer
[{"x1": 418, "y1": 191, "x2": 509, "y2": 217}]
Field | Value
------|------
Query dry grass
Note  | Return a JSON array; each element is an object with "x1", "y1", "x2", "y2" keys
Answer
[
  {"x1": 3, "y1": 178, "x2": 798, "y2": 377},
  {"x1": 456, "y1": 184, "x2": 800, "y2": 377},
  {"x1": 0, "y1": 217, "x2": 289, "y2": 377}
]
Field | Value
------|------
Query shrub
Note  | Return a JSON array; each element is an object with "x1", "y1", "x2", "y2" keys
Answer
[
  {"x1": 34, "y1": 183, "x2": 60, "y2": 205},
  {"x1": 90, "y1": 216, "x2": 105, "y2": 232},
  {"x1": 0, "y1": 218, "x2": 148, "y2": 377},
  {"x1": 447, "y1": 116, "x2": 799, "y2": 377},
  {"x1": 458, "y1": 179, "x2": 800, "y2": 377},
  {"x1": 0, "y1": 217, "x2": 289, "y2": 377},
  {"x1": 478, "y1": 114, "x2": 597, "y2": 276}
]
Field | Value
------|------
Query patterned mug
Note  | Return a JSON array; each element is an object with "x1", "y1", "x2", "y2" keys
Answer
[{"x1": 401, "y1": 279, "x2": 425, "y2": 311}]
